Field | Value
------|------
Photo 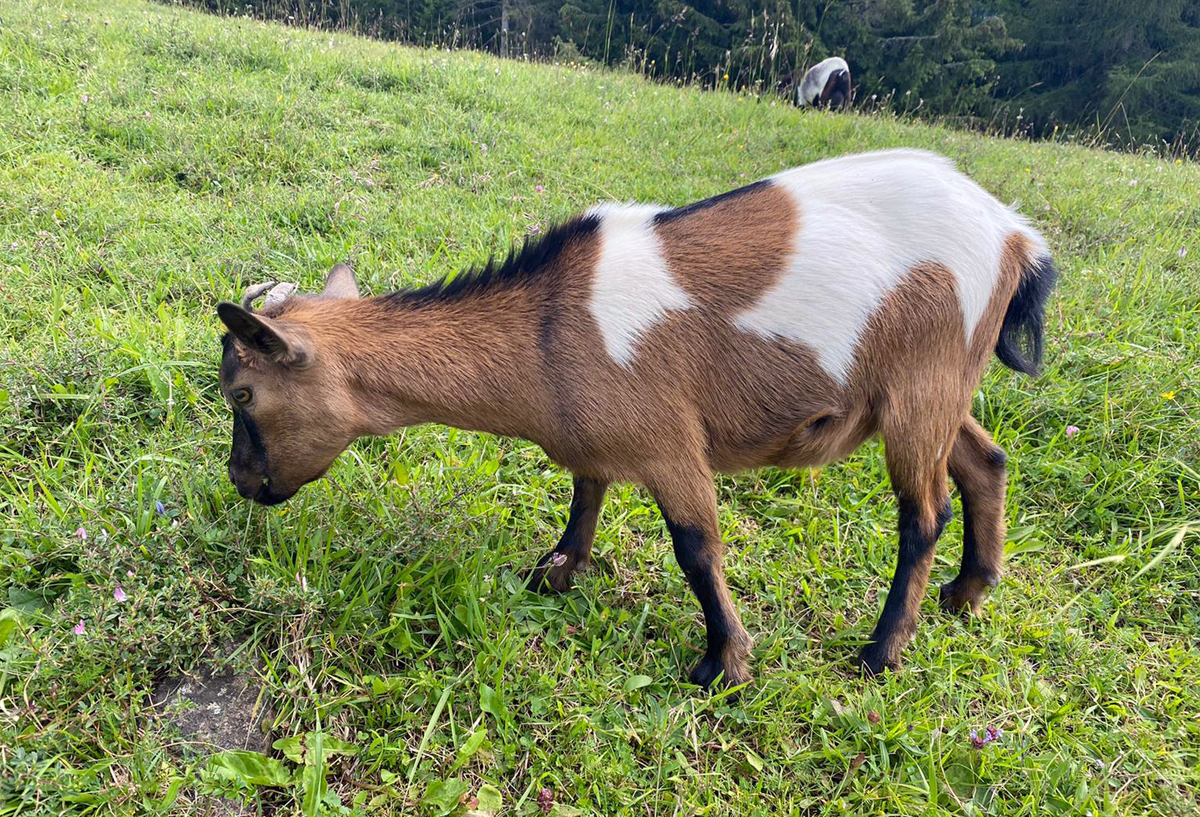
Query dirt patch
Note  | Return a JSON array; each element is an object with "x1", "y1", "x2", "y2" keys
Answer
[{"x1": 152, "y1": 644, "x2": 272, "y2": 756}]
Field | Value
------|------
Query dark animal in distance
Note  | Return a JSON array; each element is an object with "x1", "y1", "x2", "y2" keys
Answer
[
  {"x1": 796, "y1": 56, "x2": 852, "y2": 109},
  {"x1": 216, "y1": 149, "x2": 1057, "y2": 687}
]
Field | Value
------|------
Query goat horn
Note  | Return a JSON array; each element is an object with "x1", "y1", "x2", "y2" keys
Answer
[
  {"x1": 263, "y1": 282, "x2": 297, "y2": 308},
  {"x1": 241, "y1": 281, "x2": 276, "y2": 310}
]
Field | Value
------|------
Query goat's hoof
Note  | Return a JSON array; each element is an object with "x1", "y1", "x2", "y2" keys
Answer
[
  {"x1": 857, "y1": 644, "x2": 901, "y2": 677},
  {"x1": 689, "y1": 654, "x2": 752, "y2": 692},
  {"x1": 524, "y1": 552, "x2": 576, "y2": 594},
  {"x1": 938, "y1": 578, "x2": 988, "y2": 616}
]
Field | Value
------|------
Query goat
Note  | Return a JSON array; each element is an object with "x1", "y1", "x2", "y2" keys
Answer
[
  {"x1": 797, "y1": 56, "x2": 852, "y2": 109},
  {"x1": 216, "y1": 149, "x2": 1057, "y2": 687}
]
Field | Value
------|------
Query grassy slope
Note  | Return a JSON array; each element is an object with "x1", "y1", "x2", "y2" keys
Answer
[{"x1": 1, "y1": 0, "x2": 1198, "y2": 814}]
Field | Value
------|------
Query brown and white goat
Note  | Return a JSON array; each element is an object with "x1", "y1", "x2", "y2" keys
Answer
[
  {"x1": 216, "y1": 149, "x2": 1057, "y2": 686},
  {"x1": 797, "y1": 56, "x2": 852, "y2": 109}
]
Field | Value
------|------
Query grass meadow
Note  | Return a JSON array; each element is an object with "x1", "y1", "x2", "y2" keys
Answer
[{"x1": 1, "y1": 0, "x2": 1199, "y2": 814}]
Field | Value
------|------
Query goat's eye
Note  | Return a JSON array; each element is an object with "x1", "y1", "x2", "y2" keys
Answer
[{"x1": 231, "y1": 387, "x2": 252, "y2": 405}]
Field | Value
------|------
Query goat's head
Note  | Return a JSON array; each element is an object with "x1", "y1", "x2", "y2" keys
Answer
[{"x1": 216, "y1": 264, "x2": 362, "y2": 505}]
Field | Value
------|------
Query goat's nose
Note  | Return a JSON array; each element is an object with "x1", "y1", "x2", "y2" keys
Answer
[{"x1": 228, "y1": 465, "x2": 262, "y2": 500}]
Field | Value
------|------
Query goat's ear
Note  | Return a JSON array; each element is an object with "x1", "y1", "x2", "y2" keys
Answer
[
  {"x1": 321, "y1": 263, "x2": 359, "y2": 299},
  {"x1": 820, "y1": 69, "x2": 849, "y2": 106},
  {"x1": 217, "y1": 302, "x2": 310, "y2": 366}
]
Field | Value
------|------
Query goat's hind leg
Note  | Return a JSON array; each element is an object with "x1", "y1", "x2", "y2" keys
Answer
[
  {"x1": 527, "y1": 476, "x2": 608, "y2": 593},
  {"x1": 859, "y1": 417, "x2": 955, "y2": 675},
  {"x1": 941, "y1": 416, "x2": 1007, "y2": 614}
]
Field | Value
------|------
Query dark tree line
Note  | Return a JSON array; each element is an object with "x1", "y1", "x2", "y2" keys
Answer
[{"x1": 186, "y1": 0, "x2": 1200, "y2": 149}]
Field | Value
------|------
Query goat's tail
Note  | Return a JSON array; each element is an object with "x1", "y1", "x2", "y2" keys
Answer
[{"x1": 995, "y1": 252, "x2": 1059, "y2": 376}]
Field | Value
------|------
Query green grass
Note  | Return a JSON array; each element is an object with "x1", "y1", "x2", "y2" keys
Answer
[{"x1": 1, "y1": 0, "x2": 1199, "y2": 814}]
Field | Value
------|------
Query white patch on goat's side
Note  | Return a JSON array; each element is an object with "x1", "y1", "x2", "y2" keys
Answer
[
  {"x1": 587, "y1": 203, "x2": 693, "y2": 367},
  {"x1": 734, "y1": 149, "x2": 1047, "y2": 385}
]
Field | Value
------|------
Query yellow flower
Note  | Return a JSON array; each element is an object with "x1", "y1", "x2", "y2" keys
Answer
[
  {"x1": 1025, "y1": 167, "x2": 1031, "y2": 173},
  {"x1": 1161, "y1": 391, "x2": 1176, "y2": 400}
]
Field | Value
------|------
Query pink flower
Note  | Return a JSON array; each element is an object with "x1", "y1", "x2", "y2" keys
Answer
[
  {"x1": 535, "y1": 184, "x2": 544, "y2": 192},
  {"x1": 126, "y1": 569, "x2": 135, "y2": 578},
  {"x1": 74, "y1": 527, "x2": 87, "y2": 542},
  {"x1": 1065, "y1": 425, "x2": 1080, "y2": 438},
  {"x1": 73, "y1": 619, "x2": 86, "y2": 635},
  {"x1": 114, "y1": 585, "x2": 127, "y2": 602},
  {"x1": 81, "y1": 93, "x2": 90, "y2": 103}
]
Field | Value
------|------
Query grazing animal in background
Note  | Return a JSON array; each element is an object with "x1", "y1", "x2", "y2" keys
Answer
[
  {"x1": 216, "y1": 149, "x2": 1057, "y2": 687},
  {"x1": 797, "y1": 56, "x2": 852, "y2": 109}
]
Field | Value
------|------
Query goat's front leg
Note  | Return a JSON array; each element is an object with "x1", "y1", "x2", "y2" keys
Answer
[
  {"x1": 527, "y1": 476, "x2": 608, "y2": 593},
  {"x1": 648, "y1": 468, "x2": 753, "y2": 689}
]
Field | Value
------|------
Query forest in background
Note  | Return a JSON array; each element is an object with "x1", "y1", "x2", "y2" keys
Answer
[{"x1": 178, "y1": 1, "x2": 1200, "y2": 152}]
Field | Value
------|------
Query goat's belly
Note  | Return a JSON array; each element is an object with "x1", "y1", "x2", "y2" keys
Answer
[{"x1": 709, "y1": 406, "x2": 876, "y2": 474}]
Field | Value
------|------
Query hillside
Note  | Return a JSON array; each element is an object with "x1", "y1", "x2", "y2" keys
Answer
[{"x1": 1, "y1": 0, "x2": 1198, "y2": 814}]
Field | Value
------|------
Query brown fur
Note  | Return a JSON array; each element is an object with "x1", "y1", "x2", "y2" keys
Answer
[
  {"x1": 217, "y1": 191, "x2": 1044, "y2": 686},
  {"x1": 656, "y1": 183, "x2": 797, "y2": 312}
]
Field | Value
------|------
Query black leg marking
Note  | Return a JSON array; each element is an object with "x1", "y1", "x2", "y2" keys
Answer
[
  {"x1": 859, "y1": 496, "x2": 950, "y2": 675},
  {"x1": 527, "y1": 477, "x2": 607, "y2": 593},
  {"x1": 661, "y1": 515, "x2": 751, "y2": 689},
  {"x1": 943, "y1": 428, "x2": 1008, "y2": 614}
]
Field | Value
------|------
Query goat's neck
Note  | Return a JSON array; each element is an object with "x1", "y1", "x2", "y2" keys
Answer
[{"x1": 338, "y1": 293, "x2": 552, "y2": 442}]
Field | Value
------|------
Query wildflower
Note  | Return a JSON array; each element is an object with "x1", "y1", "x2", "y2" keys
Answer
[
  {"x1": 1129, "y1": 179, "x2": 1138, "y2": 187},
  {"x1": 970, "y1": 724, "x2": 1003, "y2": 749},
  {"x1": 1024, "y1": 167, "x2": 1031, "y2": 173},
  {"x1": 75, "y1": 526, "x2": 87, "y2": 542},
  {"x1": 537, "y1": 788, "x2": 554, "y2": 814},
  {"x1": 1179, "y1": 247, "x2": 1188, "y2": 258},
  {"x1": 1161, "y1": 390, "x2": 1176, "y2": 400},
  {"x1": 1065, "y1": 425, "x2": 1080, "y2": 438},
  {"x1": 73, "y1": 619, "x2": 86, "y2": 636},
  {"x1": 1043, "y1": 204, "x2": 1051, "y2": 211},
  {"x1": 739, "y1": 172, "x2": 746, "y2": 178},
  {"x1": 154, "y1": 500, "x2": 165, "y2": 515},
  {"x1": 81, "y1": 93, "x2": 90, "y2": 103},
  {"x1": 535, "y1": 184, "x2": 544, "y2": 193},
  {"x1": 867, "y1": 710, "x2": 881, "y2": 724},
  {"x1": 114, "y1": 585, "x2": 127, "y2": 603},
  {"x1": 126, "y1": 569, "x2": 135, "y2": 578}
]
